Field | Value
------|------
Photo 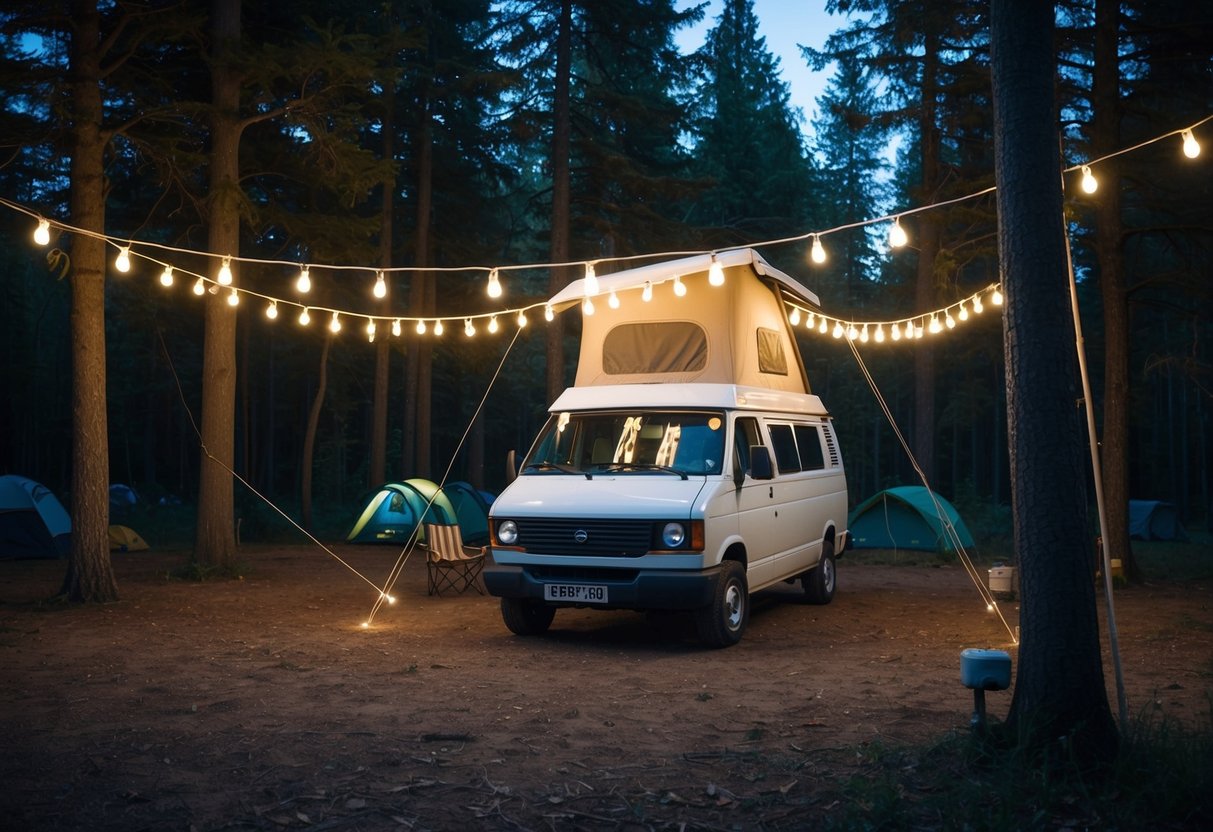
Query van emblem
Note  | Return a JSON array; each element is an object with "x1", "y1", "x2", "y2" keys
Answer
[{"x1": 573, "y1": 529, "x2": 589, "y2": 544}]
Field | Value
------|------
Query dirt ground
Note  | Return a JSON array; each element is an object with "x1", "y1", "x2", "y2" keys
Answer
[{"x1": 1, "y1": 545, "x2": 1209, "y2": 831}]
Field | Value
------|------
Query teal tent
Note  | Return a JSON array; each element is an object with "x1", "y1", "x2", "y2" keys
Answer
[
  {"x1": 0, "y1": 475, "x2": 71, "y2": 558},
  {"x1": 346, "y1": 480, "x2": 458, "y2": 545},
  {"x1": 848, "y1": 486, "x2": 975, "y2": 553},
  {"x1": 1128, "y1": 500, "x2": 1187, "y2": 541},
  {"x1": 442, "y1": 481, "x2": 494, "y2": 546}
]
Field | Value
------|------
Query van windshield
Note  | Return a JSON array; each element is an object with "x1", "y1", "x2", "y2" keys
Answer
[{"x1": 523, "y1": 411, "x2": 727, "y2": 477}]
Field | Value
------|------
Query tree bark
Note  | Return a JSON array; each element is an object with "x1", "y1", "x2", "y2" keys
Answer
[
  {"x1": 545, "y1": 0, "x2": 573, "y2": 405},
  {"x1": 991, "y1": 0, "x2": 1118, "y2": 759},
  {"x1": 913, "y1": 28, "x2": 940, "y2": 486},
  {"x1": 60, "y1": 0, "x2": 118, "y2": 603},
  {"x1": 193, "y1": 0, "x2": 242, "y2": 569},
  {"x1": 371, "y1": 81, "x2": 394, "y2": 488},
  {"x1": 301, "y1": 335, "x2": 330, "y2": 530}
]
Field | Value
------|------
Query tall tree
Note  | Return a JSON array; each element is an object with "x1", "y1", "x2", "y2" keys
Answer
[{"x1": 990, "y1": 0, "x2": 1117, "y2": 758}]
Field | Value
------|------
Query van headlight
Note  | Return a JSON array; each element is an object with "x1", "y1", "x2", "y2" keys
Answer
[
  {"x1": 496, "y1": 520, "x2": 519, "y2": 545},
  {"x1": 661, "y1": 522, "x2": 687, "y2": 548}
]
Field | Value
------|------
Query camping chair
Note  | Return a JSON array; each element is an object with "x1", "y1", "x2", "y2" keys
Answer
[{"x1": 422, "y1": 522, "x2": 487, "y2": 596}]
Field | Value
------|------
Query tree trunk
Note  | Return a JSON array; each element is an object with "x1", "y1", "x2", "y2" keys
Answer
[
  {"x1": 1092, "y1": 0, "x2": 1138, "y2": 582},
  {"x1": 913, "y1": 28, "x2": 940, "y2": 485},
  {"x1": 301, "y1": 335, "x2": 330, "y2": 530},
  {"x1": 371, "y1": 74, "x2": 394, "y2": 489},
  {"x1": 991, "y1": 0, "x2": 1118, "y2": 759},
  {"x1": 60, "y1": 0, "x2": 118, "y2": 603},
  {"x1": 545, "y1": 0, "x2": 572, "y2": 405},
  {"x1": 193, "y1": 0, "x2": 242, "y2": 570},
  {"x1": 408, "y1": 85, "x2": 434, "y2": 480}
]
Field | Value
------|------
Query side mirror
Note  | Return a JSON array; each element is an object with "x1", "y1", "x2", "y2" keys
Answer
[
  {"x1": 749, "y1": 446, "x2": 774, "y2": 480},
  {"x1": 505, "y1": 449, "x2": 518, "y2": 484}
]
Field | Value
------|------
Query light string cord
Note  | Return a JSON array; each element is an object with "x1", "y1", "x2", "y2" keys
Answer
[
  {"x1": 364, "y1": 323, "x2": 524, "y2": 627},
  {"x1": 843, "y1": 335, "x2": 1019, "y2": 645},
  {"x1": 156, "y1": 329, "x2": 394, "y2": 600}
]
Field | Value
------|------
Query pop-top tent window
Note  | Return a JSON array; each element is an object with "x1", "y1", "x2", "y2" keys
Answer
[
  {"x1": 756, "y1": 327, "x2": 788, "y2": 375},
  {"x1": 603, "y1": 321, "x2": 708, "y2": 375}
]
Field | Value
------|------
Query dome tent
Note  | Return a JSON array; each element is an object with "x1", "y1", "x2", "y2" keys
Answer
[
  {"x1": 0, "y1": 475, "x2": 71, "y2": 558},
  {"x1": 848, "y1": 486, "x2": 975, "y2": 553},
  {"x1": 346, "y1": 479, "x2": 463, "y2": 545}
]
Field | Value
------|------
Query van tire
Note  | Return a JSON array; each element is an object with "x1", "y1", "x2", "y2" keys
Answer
[
  {"x1": 501, "y1": 598, "x2": 556, "y2": 636},
  {"x1": 803, "y1": 541, "x2": 836, "y2": 605},
  {"x1": 695, "y1": 561, "x2": 749, "y2": 648}
]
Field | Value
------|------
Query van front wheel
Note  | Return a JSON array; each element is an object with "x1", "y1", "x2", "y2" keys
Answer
[
  {"x1": 803, "y1": 541, "x2": 837, "y2": 605},
  {"x1": 695, "y1": 561, "x2": 749, "y2": 648},
  {"x1": 501, "y1": 598, "x2": 556, "y2": 636}
]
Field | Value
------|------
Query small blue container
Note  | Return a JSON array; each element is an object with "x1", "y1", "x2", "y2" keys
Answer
[{"x1": 960, "y1": 648, "x2": 1012, "y2": 691}]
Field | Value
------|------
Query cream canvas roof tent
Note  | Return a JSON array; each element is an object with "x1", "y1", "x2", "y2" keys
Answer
[{"x1": 548, "y1": 248, "x2": 820, "y2": 393}]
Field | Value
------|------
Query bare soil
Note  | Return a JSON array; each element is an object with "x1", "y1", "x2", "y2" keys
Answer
[{"x1": 1, "y1": 546, "x2": 1209, "y2": 831}]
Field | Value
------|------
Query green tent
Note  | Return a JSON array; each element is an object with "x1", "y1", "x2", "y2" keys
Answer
[
  {"x1": 346, "y1": 480, "x2": 458, "y2": 545},
  {"x1": 848, "y1": 486, "x2": 975, "y2": 553}
]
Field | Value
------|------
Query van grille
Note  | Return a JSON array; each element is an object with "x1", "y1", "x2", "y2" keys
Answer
[{"x1": 515, "y1": 518, "x2": 652, "y2": 557}]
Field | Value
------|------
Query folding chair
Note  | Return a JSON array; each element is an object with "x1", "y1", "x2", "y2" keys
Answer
[{"x1": 423, "y1": 522, "x2": 487, "y2": 596}]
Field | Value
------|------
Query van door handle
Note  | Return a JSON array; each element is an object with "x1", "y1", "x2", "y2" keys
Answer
[{"x1": 769, "y1": 486, "x2": 774, "y2": 499}]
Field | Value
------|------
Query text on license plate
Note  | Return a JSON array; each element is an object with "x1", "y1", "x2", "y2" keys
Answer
[{"x1": 544, "y1": 583, "x2": 608, "y2": 604}]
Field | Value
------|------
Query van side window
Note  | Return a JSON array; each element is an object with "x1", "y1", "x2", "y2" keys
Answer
[
  {"x1": 734, "y1": 417, "x2": 762, "y2": 474},
  {"x1": 768, "y1": 423, "x2": 801, "y2": 473},
  {"x1": 794, "y1": 424, "x2": 826, "y2": 470}
]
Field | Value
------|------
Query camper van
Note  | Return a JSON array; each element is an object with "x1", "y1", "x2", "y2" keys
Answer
[{"x1": 483, "y1": 249, "x2": 848, "y2": 647}]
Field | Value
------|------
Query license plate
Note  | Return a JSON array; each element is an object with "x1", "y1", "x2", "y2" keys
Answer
[{"x1": 544, "y1": 583, "x2": 608, "y2": 604}]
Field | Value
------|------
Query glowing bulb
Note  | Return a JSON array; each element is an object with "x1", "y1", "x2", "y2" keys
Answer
[
  {"x1": 266, "y1": 301, "x2": 278, "y2": 320},
  {"x1": 673, "y1": 276, "x2": 687, "y2": 297},
  {"x1": 433, "y1": 319, "x2": 444, "y2": 336},
  {"x1": 888, "y1": 217, "x2": 908, "y2": 248},
  {"x1": 361, "y1": 621, "x2": 369, "y2": 629},
  {"x1": 642, "y1": 281, "x2": 653, "y2": 302},
  {"x1": 874, "y1": 325, "x2": 885, "y2": 343},
  {"x1": 914, "y1": 323, "x2": 924, "y2": 339},
  {"x1": 392, "y1": 319, "x2": 401, "y2": 337},
  {"x1": 226, "y1": 288, "x2": 239, "y2": 307},
  {"x1": 366, "y1": 319, "x2": 377, "y2": 340},
  {"x1": 517, "y1": 310, "x2": 528, "y2": 328},
  {"x1": 929, "y1": 315, "x2": 942, "y2": 334},
  {"x1": 373, "y1": 270, "x2": 387, "y2": 299},
  {"x1": 584, "y1": 263, "x2": 598, "y2": 295},
  {"x1": 818, "y1": 318, "x2": 828, "y2": 334},
  {"x1": 806, "y1": 312, "x2": 815, "y2": 329},
  {"x1": 991, "y1": 288, "x2": 1004, "y2": 306},
  {"x1": 329, "y1": 311, "x2": 341, "y2": 333},
  {"x1": 544, "y1": 304, "x2": 554, "y2": 322},
  {"x1": 1080, "y1": 165, "x2": 1098, "y2": 194},
  {"x1": 904, "y1": 321, "x2": 915, "y2": 339},
  {"x1": 115, "y1": 246, "x2": 131, "y2": 273},
  {"x1": 488, "y1": 315, "x2": 499, "y2": 334},
  {"x1": 986, "y1": 603, "x2": 994, "y2": 612},
  {"x1": 582, "y1": 297, "x2": 595, "y2": 315},
  {"x1": 810, "y1": 235, "x2": 826, "y2": 264},
  {"x1": 217, "y1": 255, "x2": 232, "y2": 285},
  {"x1": 708, "y1": 258, "x2": 725, "y2": 286},
  {"x1": 945, "y1": 311, "x2": 956, "y2": 329},
  {"x1": 464, "y1": 318, "x2": 475, "y2": 337},
  {"x1": 846, "y1": 324, "x2": 858, "y2": 340},
  {"x1": 789, "y1": 307, "x2": 801, "y2": 326},
  {"x1": 958, "y1": 302, "x2": 969, "y2": 322},
  {"x1": 1181, "y1": 129, "x2": 1200, "y2": 159},
  {"x1": 832, "y1": 322, "x2": 844, "y2": 339},
  {"x1": 608, "y1": 289, "x2": 620, "y2": 309},
  {"x1": 159, "y1": 266, "x2": 174, "y2": 287},
  {"x1": 383, "y1": 593, "x2": 396, "y2": 605},
  {"x1": 193, "y1": 277, "x2": 205, "y2": 296},
  {"x1": 33, "y1": 219, "x2": 50, "y2": 246},
  {"x1": 860, "y1": 324, "x2": 869, "y2": 343},
  {"x1": 486, "y1": 268, "x2": 502, "y2": 298},
  {"x1": 973, "y1": 296, "x2": 985, "y2": 314},
  {"x1": 299, "y1": 308, "x2": 311, "y2": 326},
  {"x1": 891, "y1": 324, "x2": 902, "y2": 341},
  {"x1": 296, "y1": 266, "x2": 311, "y2": 293},
  {"x1": 416, "y1": 319, "x2": 427, "y2": 335}
]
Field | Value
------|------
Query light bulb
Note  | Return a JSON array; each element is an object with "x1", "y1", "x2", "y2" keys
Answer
[
  {"x1": 810, "y1": 235, "x2": 826, "y2": 264},
  {"x1": 486, "y1": 268, "x2": 502, "y2": 298},
  {"x1": 433, "y1": 319, "x2": 444, "y2": 336},
  {"x1": 846, "y1": 324, "x2": 858, "y2": 340},
  {"x1": 299, "y1": 308, "x2": 311, "y2": 326},
  {"x1": 708, "y1": 258, "x2": 725, "y2": 286},
  {"x1": 973, "y1": 296, "x2": 985, "y2": 314},
  {"x1": 392, "y1": 319, "x2": 401, "y2": 337},
  {"x1": 832, "y1": 322, "x2": 844, "y2": 339},
  {"x1": 329, "y1": 311, "x2": 341, "y2": 333},
  {"x1": 789, "y1": 307, "x2": 801, "y2": 326},
  {"x1": 642, "y1": 281, "x2": 653, "y2": 302},
  {"x1": 945, "y1": 311, "x2": 956, "y2": 329},
  {"x1": 193, "y1": 277, "x2": 205, "y2": 295},
  {"x1": 159, "y1": 266, "x2": 174, "y2": 287},
  {"x1": 673, "y1": 276, "x2": 687, "y2": 297},
  {"x1": 366, "y1": 320, "x2": 376, "y2": 340},
  {"x1": 464, "y1": 318, "x2": 475, "y2": 337},
  {"x1": 1181, "y1": 129, "x2": 1200, "y2": 159},
  {"x1": 266, "y1": 301, "x2": 278, "y2": 320},
  {"x1": 217, "y1": 255, "x2": 232, "y2": 285},
  {"x1": 888, "y1": 217, "x2": 908, "y2": 248},
  {"x1": 1080, "y1": 165, "x2": 1098, "y2": 194},
  {"x1": 544, "y1": 304, "x2": 554, "y2": 322},
  {"x1": 584, "y1": 263, "x2": 598, "y2": 295},
  {"x1": 806, "y1": 312, "x2": 816, "y2": 329},
  {"x1": 891, "y1": 324, "x2": 902, "y2": 341},
  {"x1": 582, "y1": 297, "x2": 595, "y2": 315},
  {"x1": 416, "y1": 319, "x2": 427, "y2": 334},
  {"x1": 488, "y1": 315, "x2": 499, "y2": 334},
  {"x1": 115, "y1": 246, "x2": 131, "y2": 273},
  {"x1": 874, "y1": 325, "x2": 885, "y2": 343},
  {"x1": 860, "y1": 324, "x2": 869, "y2": 343},
  {"x1": 608, "y1": 289, "x2": 620, "y2": 309},
  {"x1": 929, "y1": 315, "x2": 942, "y2": 334},
  {"x1": 958, "y1": 303, "x2": 969, "y2": 321},
  {"x1": 517, "y1": 310, "x2": 527, "y2": 328},
  {"x1": 818, "y1": 318, "x2": 828, "y2": 334},
  {"x1": 904, "y1": 320, "x2": 915, "y2": 339},
  {"x1": 296, "y1": 266, "x2": 311, "y2": 293},
  {"x1": 33, "y1": 219, "x2": 50, "y2": 246},
  {"x1": 373, "y1": 271, "x2": 387, "y2": 299},
  {"x1": 914, "y1": 323, "x2": 924, "y2": 339},
  {"x1": 226, "y1": 288, "x2": 239, "y2": 307},
  {"x1": 991, "y1": 288, "x2": 1004, "y2": 306}
]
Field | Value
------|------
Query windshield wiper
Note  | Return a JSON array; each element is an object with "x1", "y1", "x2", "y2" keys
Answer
[
  {"x1": 524, "y1": 461, "x2": 592, "y2": 479},
  {"x1": 601, "y1": 462, "x2": 688, "y2": 480}
]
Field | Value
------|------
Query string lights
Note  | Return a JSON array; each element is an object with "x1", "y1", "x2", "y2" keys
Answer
[{"x1": 5, "y1": 116, "x2": 1206, "y2": 349}]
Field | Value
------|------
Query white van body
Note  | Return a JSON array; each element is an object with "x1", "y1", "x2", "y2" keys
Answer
[{"x1": 484, "y1": 250, "x2": 848, "y2": 646}]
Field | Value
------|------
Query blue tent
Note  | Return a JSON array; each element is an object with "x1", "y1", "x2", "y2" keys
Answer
[
  {"x1": 1128, "y1": 500, "x2": 1188, "y2": 541},
  {"x1": 346, "y1": 480, "x2": 458, "y2": 545},
  {"x1": 848, "y1": 486, "x2": 975, "y2": 553},
  {"x1": 442, "y1": 481, "x2": 494, "y2": 546},
  {"x1": 0, "y1": 475, "x2": 71, "y2": 558}
]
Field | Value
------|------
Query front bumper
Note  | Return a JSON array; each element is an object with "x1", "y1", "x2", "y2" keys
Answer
[{"x1": 483, "y1": 562, "x2": 722, "y2": 610}]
